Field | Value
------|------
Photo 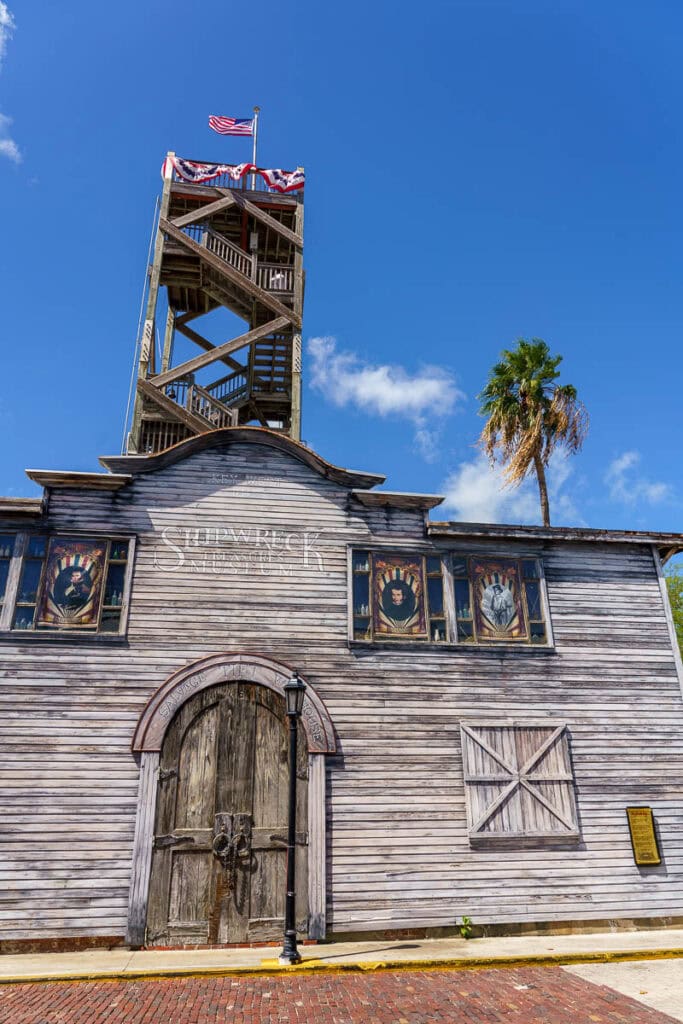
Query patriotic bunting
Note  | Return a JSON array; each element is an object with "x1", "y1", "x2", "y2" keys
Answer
[
  {"x1": 161, "y1": 155, "x2": 304, "y2": 193},
  {"x1": 258, "y1": 167, "x2": 306, "y2": 193}
]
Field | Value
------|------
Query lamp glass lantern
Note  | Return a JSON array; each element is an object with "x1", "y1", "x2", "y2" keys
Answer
[{"x1": 284, "y1": 671, "x2": 306, "y2": 717}]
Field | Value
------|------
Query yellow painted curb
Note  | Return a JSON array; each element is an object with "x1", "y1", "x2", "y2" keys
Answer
[{"x1": 1, "y1": 946, "x2": 682, "y2": 986}]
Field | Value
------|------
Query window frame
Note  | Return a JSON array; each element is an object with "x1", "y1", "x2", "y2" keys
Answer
[
  {"x1": 451, "y1": 552, "x2": 554, "y2": 648},
  {"x1": 348, "y1": 547, "x2": 450, "y2": 644},
  {"x1": 0, "y1": 530, "x2": 136, "y2": 639}
]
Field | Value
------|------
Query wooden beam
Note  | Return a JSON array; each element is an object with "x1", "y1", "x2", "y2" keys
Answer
[
  {"x1": 171, "y1": 195, "x2": 238, "y2": 230},
  {"x1": 160, "y1": 219, "x2": 301, "y2": 328},
  {"x1": 216, "y1": 189, "x2": 302, "y2": 248},
  {"x1": 160, "y1": 306, "x2": 175, "y2": 373},
  {"x1": 249, "y1": 400, "x2": 269, "y2": 428},
  {"x1": 174, "y1": 321, "x2": 249, "y2": 375},
  {"x1": 136, "y1": 378, "x2": 211, "y2": 434},
  {"x1": 150, "y1": 317, "x2": 290, "y2": 388}
]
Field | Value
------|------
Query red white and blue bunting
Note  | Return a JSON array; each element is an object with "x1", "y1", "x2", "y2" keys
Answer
[{"x1": 161, "y1": 155, "x2": 305, "y2": 193}]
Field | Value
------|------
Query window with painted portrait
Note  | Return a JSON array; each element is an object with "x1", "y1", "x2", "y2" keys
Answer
[
  {"x1": 7, "y1": 534, "x2": 133, "y2": 635},
  {"x1": 452, "y1": 556, "x2": 549, "y2": 645},
  {"x1": 351, "y1": 551, "x2": 447, "y2": 642}
]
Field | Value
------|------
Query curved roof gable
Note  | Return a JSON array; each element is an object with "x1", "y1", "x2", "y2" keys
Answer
[{"x1": 98, "y1": 427, "x2": 385, "y2": 490}]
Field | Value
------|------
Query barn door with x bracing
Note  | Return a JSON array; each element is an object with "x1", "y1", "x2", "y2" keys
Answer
[{"x1": 145, "y1": 682, "x2": 308, "y2": 945}]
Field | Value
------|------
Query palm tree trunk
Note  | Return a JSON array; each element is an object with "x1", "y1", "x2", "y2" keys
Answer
[{"x1": 533, "y1": 454, "x2": 551, "y2": 526}]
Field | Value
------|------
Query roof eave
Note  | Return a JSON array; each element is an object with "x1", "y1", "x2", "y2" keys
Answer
[
  {"x1": 352, "y1": 489, "x2": 444, "y2": 511},
  {"x1": 427, "y1": 520, "x2": 683, "y2": 551},
  {"x1": 25, "y1": 470, "x2": 133, "y2": 492},
  {"x1": 99, "y1": 427, "x2": 385, "y2": 490},
  {"x1": 0, "y1": 497, "x2": 45, "y2": 517}
]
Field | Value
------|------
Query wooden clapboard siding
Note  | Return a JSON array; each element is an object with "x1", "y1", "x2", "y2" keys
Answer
[{"x1": 1, "y1": 440, "x2": 683, "y2": 941}]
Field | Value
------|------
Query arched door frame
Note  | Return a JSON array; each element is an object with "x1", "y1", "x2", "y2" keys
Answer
[{"x1": 126, "y1": 653, "x2": 336, "y2": 947}]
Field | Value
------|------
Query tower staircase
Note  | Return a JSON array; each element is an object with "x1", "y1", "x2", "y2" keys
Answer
[{"x1": 127, "y1": 152, "x2": 304, "y2": 454}]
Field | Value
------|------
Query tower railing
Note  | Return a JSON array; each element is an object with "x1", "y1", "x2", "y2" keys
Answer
[
  {"x1": 162, "y1": 378, "x2": 238, "y2": 427},
  {"x1": 257, "y1": 264, "x2": 294, "y2": 293},
  {"x1": 175, "y1": 225, "x2": 295, "y2": 295},
  {"x1": 205, "y1": 370, "x2": 250, "y2": 406},
  {"x1": 204, "y1": 229, "x2": 253, "y2": 278}
]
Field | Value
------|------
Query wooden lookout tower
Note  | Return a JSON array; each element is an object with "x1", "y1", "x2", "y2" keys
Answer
[{"x1": 127, "y1": 152, "x2": 304, "y2": 454}]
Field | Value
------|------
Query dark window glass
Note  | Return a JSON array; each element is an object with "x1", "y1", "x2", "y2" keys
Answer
[
  {"x1": 13, "y1": 607, "x2": 36, "y2": 630},
  {"x1": 0, "y1": 535, "x2": 14, "y2": 606},
  {"x1": 26, "y1": 536, "x2": 46, "y2": 558},
  {"x1": 457, "y1": 619, "x2": 474, "y2": 642},
  {"x1": 530, "y1": 621, "x2": 547, "y2": 643},
  {"x1": 522, "y1": 559, "x2": 540, "y2": 579},
  {"x1": 426, "y1": 556, "x2": 442, "y2": 575},
  {"x1": 452, "y1": 557, "x2": 468, "y2": 576},
  {"x1": 454, "y1": 579, "x2": 472, "y2": 620},
  {"x1": 104, "y1": 563, "x2": 126, "y2": 607},
  {"x1": 353, "y1": 616, "x2": 371, "y2": 640},
  {"x1": 427, "y1": 576, "x2": 444, "y2": 616},
  {"x1": 430, "y1": 619, "x2": 446, "y2": 642},
  {"x1": 17, "y1": 560, "x2": 42, "y2": 604},
  {"x1": 352, "y1": 551, "x2": 369, "y2": 572},
  {"x1": 0, "y1": 560, "x2": 9, "y2": 603},
  {"x1": 352, "y1": 573, "x2": 370, "y2": 616},
  {"x1": 100, "y1": 610, "x2": 122, "y2": 633},
  {"x1": 525, "y1": 580, "x2": 542, "y2": 620},
  {"x1": 110, "y1": 541, "x2": 129, "y2": 562}
]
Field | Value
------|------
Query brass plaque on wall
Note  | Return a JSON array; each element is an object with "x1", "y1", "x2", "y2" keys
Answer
[{"x1": 626, "y1": 807, "x2": 662, "y2": 866}]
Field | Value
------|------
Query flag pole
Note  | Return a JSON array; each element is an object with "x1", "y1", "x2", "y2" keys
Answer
[{"x1": 251, "y1": 106, "x2": 260, "y2": 190}]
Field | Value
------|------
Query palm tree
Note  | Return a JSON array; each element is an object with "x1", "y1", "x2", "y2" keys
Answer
[{"x1": 477, "y1": 339, "x2": 588, "y2": 527}]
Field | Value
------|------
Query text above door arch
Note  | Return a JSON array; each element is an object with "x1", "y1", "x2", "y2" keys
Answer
[{"x1": 132, "y1": 652, "x2": 336, "y2": 755}]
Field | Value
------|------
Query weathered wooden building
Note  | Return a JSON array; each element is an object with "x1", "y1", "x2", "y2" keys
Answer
[{"x1": 1, "y1": 155, "x2": 683, "y2": 952}]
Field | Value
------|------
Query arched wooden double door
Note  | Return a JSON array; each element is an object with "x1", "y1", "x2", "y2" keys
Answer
[{"x1": 146, "y1": 682, "x2": 308, "y2": 945}]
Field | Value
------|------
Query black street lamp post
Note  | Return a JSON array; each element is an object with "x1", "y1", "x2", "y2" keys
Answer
[{"x1": 279, "y1": 669, "x2": 306, "y2": 966}]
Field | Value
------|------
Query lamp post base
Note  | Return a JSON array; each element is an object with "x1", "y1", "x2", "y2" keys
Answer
[
  {"x1": 278, "y1": 928, "x2": 302, "y2": 965},
  {"x1": 278, "y1": 951, "x2": 302, "y2": 965}
]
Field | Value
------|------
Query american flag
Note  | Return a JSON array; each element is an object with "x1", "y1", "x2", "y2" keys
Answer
[{"x1": 208, "y1": 115, "x2": 254, "y2": 136}]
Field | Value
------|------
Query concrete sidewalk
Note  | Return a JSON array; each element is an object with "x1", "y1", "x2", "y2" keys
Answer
[{"x1": 1, "y1": 928, "x2": 683, "y2": 984}]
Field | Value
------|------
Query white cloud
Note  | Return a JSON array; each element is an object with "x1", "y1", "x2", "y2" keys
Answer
[
  {"x1": 442, "y1": 454, "x2": 581, "y2": 525},
  {"x1": 0, "y1": 7, "x2": 20, "y2": 164},
  {"x1": 0, "y1": 3, "x2": 14, "y2": 62},
  {"x1": 605, "y1": 450, "x2": 671, "y2": 505},
  {"x1": 0, "y1": 120, "x2": 20, "y2": 163},
  {"x1": 308, "y1": 336, "x2": 464, "y2": 461}
]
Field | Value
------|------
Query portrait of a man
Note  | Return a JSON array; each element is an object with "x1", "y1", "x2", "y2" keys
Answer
[
  {"x1": 37, "y1": 538, "x2": 105, "y2": 629},
  {"x1": 53, "y1": 566, "x2": 94, "y2": 612},
  {"x1": 471, "y1": 559, "x2": 527, "y2": 641},
  {"x1": 381, "y1": 578, "x2": 416, "y2": 623},
  {"x1": 372, "y1": 554, "x2": 427, "y2": 638},
  {"x1": 482, "y1": 582, "x2": 515, "y2": 629}
]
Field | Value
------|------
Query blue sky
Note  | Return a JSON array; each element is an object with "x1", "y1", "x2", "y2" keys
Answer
[{"x1": 0, "y1": 0, "x2": 681, "y2": 533}]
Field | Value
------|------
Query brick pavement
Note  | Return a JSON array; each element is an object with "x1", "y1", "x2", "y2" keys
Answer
[{"x1": 0, "y1": 966, "x2": 680, "y2": 1024}]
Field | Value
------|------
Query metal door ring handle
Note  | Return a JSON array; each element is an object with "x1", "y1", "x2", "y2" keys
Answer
[{"x1": 212, "y1": 833, "x2": 231, "y2": 858}]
